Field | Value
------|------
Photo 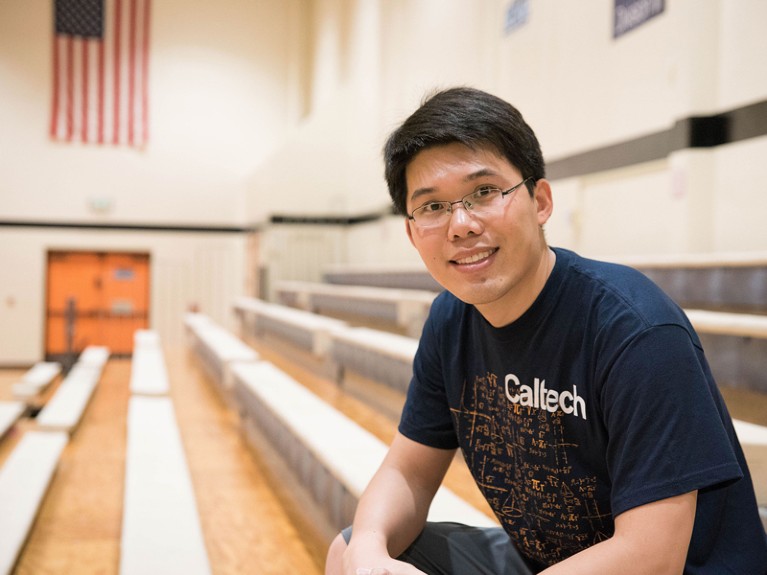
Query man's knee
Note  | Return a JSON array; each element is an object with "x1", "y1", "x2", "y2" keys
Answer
[{"x1": 325, "y1": 532, "x2": 348, "y2": 575}]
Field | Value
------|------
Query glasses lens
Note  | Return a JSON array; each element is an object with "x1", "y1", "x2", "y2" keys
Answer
[
  {"x1": 466, "y1": 187, "x2": 502, "y2": 212},
  {"x1": 413, "y1": 202, "x2": 448, "y2": 227}
]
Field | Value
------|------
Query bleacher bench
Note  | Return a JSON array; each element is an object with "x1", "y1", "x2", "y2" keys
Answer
[
  {"x1": 323, "y1": 261, "x2": 441, "y2": 292},
  {"x1": 0, "y1": 402, "x2": 25, "y2": 441},
  {"x1": 12, "y1": 362, "x2": 61, "y2": 401},
  {"x1": 685, "y1": 309, "x2": 767, "y2": 394},
  {"x1": 234, "y1": 296, "x2": 347, "y2": 357},
  {"x1": 36, "y1": 346, "x2": 108, "y2": 434},
  {"x1": 0, "y1": 431, "x2": 68, "y2": 575},
  {"x1": 184, "y1": 313, "x2": 259, "y2": 402},
  {"x1": 275, "y1": 280, "x2": 436, "y2": 337},
  {"x1": 619, "y1": 251, "x2": 767, "y2": 314},
  {"x1": 330, "y1": 327, "x2": 418, "y2": 394},
  {"x1": 120, "y1": 396, "x2": 211, "y2": 575},
  {"x1": 130, "y1": 330, "x2": 169, "y2": 396},
  {"x1": 232, "y1": 361, "x2": 497, "y2": 544}
]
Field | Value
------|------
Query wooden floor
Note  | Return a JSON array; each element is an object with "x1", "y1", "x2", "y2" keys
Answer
[
  {"x1": 0, "y1": 347, "x2": 322, "y2": 575},
  {"x1": 0, "y1": 336, "x2": 765, "y2": 574}
]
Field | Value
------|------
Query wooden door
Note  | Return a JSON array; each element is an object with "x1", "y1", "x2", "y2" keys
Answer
[{"x1": 46, "y1": 251, "x2": 150, "y2": 359}]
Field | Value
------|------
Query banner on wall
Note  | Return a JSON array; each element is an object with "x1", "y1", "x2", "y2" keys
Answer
[
  {"x1": 50, "y1": 0, "x2": 151, "y2": 148},
  {"x1": 503, "y1": 0, "x2": 529, "y2": 35},
  {"x1": 613, "y1": 0, "x2": 665, "y2": 38}
]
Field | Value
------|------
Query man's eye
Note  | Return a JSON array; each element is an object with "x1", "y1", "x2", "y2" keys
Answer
[
  {"x1": 472, "y1": 187, "x2": 499, "y2": 200},
  {"x1": 424, "y1": 202, "x2": 447, "y2": 213}
]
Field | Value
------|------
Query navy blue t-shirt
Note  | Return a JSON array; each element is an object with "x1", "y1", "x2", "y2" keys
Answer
[{"x1": 399, "y1": 247, "x2": 767, "y2": 573}]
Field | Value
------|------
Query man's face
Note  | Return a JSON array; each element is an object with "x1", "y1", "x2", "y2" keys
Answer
[{"x1": 404, "y1": 142, "x2": 553, "y2": 326}]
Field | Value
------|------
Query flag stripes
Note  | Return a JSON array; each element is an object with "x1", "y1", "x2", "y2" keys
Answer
[{"x1": 50, "y1": 0, "x2": 150, "y2": 148}]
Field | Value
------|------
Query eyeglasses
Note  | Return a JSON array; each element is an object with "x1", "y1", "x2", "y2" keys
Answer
[{"x1": 407, "y1": 177, "x2": 533, "y2": 229}]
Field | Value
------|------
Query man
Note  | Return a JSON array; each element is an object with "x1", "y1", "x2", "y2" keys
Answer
[{"x1": 325, "y1": 87, "x2": 767, "y2": 574}]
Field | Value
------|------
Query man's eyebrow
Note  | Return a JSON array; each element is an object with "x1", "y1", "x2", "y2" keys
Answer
[
  {"x1": 409, "y1": 168, "x2": 502, "y2": 205},
  {"x1": 410, "y1": 186, "x2": 437, "y2": 204},
  {"x1": 464, "y1": 168, "x2": 500, "y2": 181}
]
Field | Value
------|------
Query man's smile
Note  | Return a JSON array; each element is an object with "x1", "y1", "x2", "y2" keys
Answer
[{"x1": 451, "y1": 248, "x2": 498, "y2": 266}]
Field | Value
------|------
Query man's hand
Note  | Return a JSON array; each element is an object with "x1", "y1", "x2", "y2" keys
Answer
[
  {"x1": 352, "y1": 560, "x2": 426, "y2": 575},
  {"x1": 342, "y1": 538, "x2": 427, "y2": 575}
]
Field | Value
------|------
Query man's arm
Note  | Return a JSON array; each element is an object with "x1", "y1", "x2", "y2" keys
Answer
[
  {"x1": 541, "y1": 490, "x2": 697, "y2": 575},
  {"x1": 342, "y1": 432, "x2": 456, "y2": 574}
]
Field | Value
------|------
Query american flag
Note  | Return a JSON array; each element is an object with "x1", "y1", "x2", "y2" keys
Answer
[{"x1": 50, "y1": 0, "x2": 151, "y2": 147}]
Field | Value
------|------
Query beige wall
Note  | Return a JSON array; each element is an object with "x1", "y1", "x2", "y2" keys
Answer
[
  {"x1": 0, "y1": 0, "x2": 308, "y2": 225},
  {"x1": 0, "y1": 0, "x2": 306, "y2": 363},
  {"x1": 250, "y1": 0, "x2": 767, "y2": 269},
  {"x1": 2, "y1": 0, "x2": 767, "y2": 363}
]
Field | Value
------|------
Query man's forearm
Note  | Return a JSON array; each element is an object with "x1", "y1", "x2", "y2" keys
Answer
[
  {"x1": 349, "y1": 465, "x2": 432, "y2": 559},
  {"x1": 345, "y1": 433, "x2": 455, "y2": 569}
]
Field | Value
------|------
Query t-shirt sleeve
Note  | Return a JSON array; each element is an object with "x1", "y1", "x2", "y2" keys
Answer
[
  {"x1": 398, "y1": 308, "x2": 460, "y2": 450},
  {"x1": 601, "y1": 324, "x2": 744, "y2": 516}
]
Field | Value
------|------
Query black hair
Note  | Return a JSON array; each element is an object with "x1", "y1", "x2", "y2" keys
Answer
[{"x1": 383, "y1": 86, "x2": 546, "y2": 215}]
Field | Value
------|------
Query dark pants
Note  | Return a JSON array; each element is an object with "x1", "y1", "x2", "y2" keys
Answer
[{"x1": 342, "y1": 521, "x2": 537, "y2": 575}]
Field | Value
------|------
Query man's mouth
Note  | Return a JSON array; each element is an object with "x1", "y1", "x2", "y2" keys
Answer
[{"x1": 452, "y1": 248, "x2": 498, "y2": 265}]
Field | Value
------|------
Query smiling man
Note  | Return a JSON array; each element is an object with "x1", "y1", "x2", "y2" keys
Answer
[{"x1": 324, "y1": 87, "x2": 767, "y2": 575}]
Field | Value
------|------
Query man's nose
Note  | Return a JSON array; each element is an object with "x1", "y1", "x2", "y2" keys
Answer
[{"x1": 447, "y1": 201, "x2": 483, "y2": 238}]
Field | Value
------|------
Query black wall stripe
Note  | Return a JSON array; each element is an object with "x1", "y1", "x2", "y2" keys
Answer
[
  {"x1": 0, "y1": 220, "x2": 251, "y2": 233},
  {"x1": 269, "y1": 211, "x2": 386, "y2": 226},
  {"x1": 547, "y1": 98, "x2": 767, "y2": 180}
]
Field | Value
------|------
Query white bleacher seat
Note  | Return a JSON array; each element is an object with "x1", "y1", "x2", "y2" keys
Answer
[
  {"x1": 685, "y1": 309, "x2": 767, "y2": 339},
  {"x1": 120, "y1": 396, "x2": 211, "y2": 575},
  {"x1": 183, "y1": 312, "x2": 213, "y2": 334},
  {"x1": 232, "y1": 361, "x2": 496, "y2": 536},
  {"x1": 130, "y1": 331, "x2": 169, "y2": 396},
  {"x1": 733, "y1": 419, "x2": 767, "y2": 446},
  {"x1": 78, "y1": 346, "x2": 110, "y2": 368},
  {"x1": 0, "y1": 431, "x2": 68, "y2": 575},
  {"x1": 35, "y1": 371, "x2": 99, "y2": 433},
  {"x1": 683, "y1": 309, "x2": 767, "y2": 393},
  {"x1": 330, "y1": 327, "x2": 418, "y2": 394},
  {"x1": 134, "y1": 329, "x2": 160, "y2": 348},
  {"x1": 185, "y1": 315, "x2": 258, "y2": 398},
  {"x1": 36, "y1": 348, "x2": 107, "y2": 434},
  {"x1": 275, "y1": 280, "x2": 436, "y2": 337},
  {"x1": 323, "y1": 261, "x2": 441, "y2": 292},
  {"x1": 12, "y1": 362, "x2": 61, "y2": 400},
  {"x1": 0, "y1": 402, "x2": 25, "y2": 441},
  {"x1": 234, "y1": 296, "x2": 347, "y2": 356}
]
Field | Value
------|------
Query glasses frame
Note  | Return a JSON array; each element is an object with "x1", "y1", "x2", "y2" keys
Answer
[{"x1": 407, "y1": 177, "x2": 534, "y2": 228}]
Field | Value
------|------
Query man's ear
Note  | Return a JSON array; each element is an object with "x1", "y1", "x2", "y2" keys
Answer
[{"x1": 534, "y1": 179, "x2": 554, "y2": 226}]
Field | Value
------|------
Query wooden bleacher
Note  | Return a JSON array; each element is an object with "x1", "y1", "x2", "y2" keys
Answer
[
  {"x1": 130, "y1": 330, "x2": 170, "y2": 395},
  {"x1": 235, "y1": 297, "x2": 418, "y2": 399},
  {"x1": 0, "y1": 345, "x2": 117, "y2": 574},
  {"x1": 324, "y1": 252, "x2": 767, "y2": 314},
  {"x1": 274, "y1": 280, "x2": 436, "y2": 337},
  {"x1": 120, "y1": 396, "x2": 212, "y2": 575},
  {"x1": 36, "y1": 346, "x2": 109, "y2": 434},
  {"x1": 329, "y1": 326, "x2": 417, "y2": 395},
  {"x1": 0, "y1": 401, "x2": 25, "y2": 441},
  {"x1": 323, "y1": 261, "x2": 441, "y2": 292},
  {"x1": 121, "y1": 329, "x2": 212, "y2": 574},
  {"x1": 183, "y1": 313, "x2": 259, "y2": 404},
  {"x1": 0, "y1": 431, "x2": 68, "y2": 575},
  {"x1": 617, "y1": 251, "x2": 767, "y2": 314},
  {"x1": 11, "y1": 362, "x2": 61, "y2": 402},
  {"x1": 232, "y1": 360, "x2": 497, "y2": 547},
  {"x1": 186, "y1": 314, "x2": 496, "y2": 549},
  {"x1": 234, "y1": 296, "x2": 346, "y2": 358},
  {"x1": 319, "y1": 256, "x2": 767, "y2": 395}
]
